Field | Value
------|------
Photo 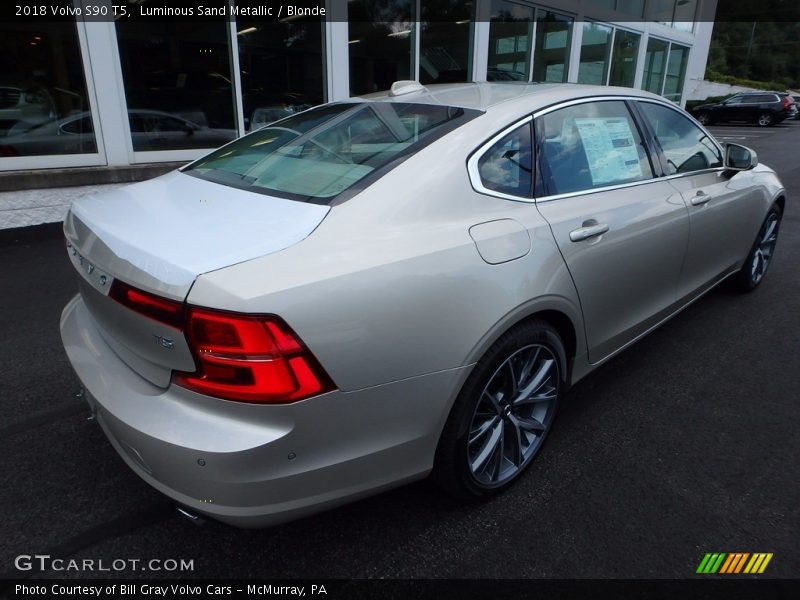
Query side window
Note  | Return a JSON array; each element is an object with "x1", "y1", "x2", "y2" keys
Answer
[
  {"x1": 477, "y1": 123, "x2": 532, "y2": 197},
  {"x1": 725, "y1": 95, "x2": 743, "y2": 105},
  {"x1": 638, "y1": 102, "x2": 722, "y2": 175},
  {"x1": 537, "y1": 101, "x2": 653, "y2": 196}
]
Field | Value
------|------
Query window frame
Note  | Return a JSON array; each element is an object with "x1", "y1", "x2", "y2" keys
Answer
[
  {"x1": 632, "y1": 98, "x2": 725, "y2": 179},
  {"x1": 532, "y1": 97, "x2": 659, "y2": 201},
  {"x1": 467, "y1": 115, "x2": 535, "y2": 202}
]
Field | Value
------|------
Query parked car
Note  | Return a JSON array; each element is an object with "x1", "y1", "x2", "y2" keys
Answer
[
  {"x1": 0, "y1": 83, "x2": 56, "y2": 136},
  {"x1": 61, "y1": 82, "x2": 785, "y2": 527},
  {"x1": 691, "y1": 91, "x2": 795, "y2": 127},
  {"x1": 791, "y1": 94, "x2": 800, "y2": 119},
  {"x1": 0, "y1": 109, "x2": 234, "y2": 156}
]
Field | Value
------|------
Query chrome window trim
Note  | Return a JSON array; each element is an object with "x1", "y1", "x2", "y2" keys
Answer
[
  {"x1": 530, "y1": 95, "x2": 726, "y2": 204},
  {"x1": 467, "y1": 115, "x2": 535, "y2": 203}
]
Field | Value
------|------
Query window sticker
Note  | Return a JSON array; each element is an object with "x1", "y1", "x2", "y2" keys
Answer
[{"x1": 574, "y1": 117, "x2": 643, "y2": 185}]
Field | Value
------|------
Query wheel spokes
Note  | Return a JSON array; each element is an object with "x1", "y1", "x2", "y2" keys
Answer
[{"x1": 467, "y1": 343, "x2": 559, "y2": 485}]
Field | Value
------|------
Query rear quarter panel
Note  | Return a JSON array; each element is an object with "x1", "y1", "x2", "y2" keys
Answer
[{"x1": 188, "y1": 123, "x2": 585, "y2": 392}]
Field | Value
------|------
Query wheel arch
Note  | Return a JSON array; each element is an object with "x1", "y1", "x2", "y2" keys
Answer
[{"x1": 463, "y1": 297, "x2": 584, "y2": 386}]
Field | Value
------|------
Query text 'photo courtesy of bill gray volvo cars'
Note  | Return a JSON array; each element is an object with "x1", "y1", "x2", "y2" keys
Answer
[{"x1": 60, "y1": 81, "x2": 785, "y2": 527}]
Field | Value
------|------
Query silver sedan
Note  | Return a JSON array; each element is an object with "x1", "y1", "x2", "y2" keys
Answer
[{"x1": 61, "y1": 82, "x2": 785, "y2": 527}]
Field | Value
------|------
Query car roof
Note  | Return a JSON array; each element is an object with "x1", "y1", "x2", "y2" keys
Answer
[{"x1": 357, "y1": 82, "x2": 673, "y2": 116}]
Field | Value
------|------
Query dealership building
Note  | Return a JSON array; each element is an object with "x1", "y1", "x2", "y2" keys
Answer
[{"x1": 0, "y1": 0, "x2": 717, "y2": 228}]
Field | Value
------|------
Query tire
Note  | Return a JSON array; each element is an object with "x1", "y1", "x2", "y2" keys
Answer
[
  {"x1": 696, "y1": 112, "x2": 712, "y2": 126},
  {"x1": 731, "y1": 204, "x2": 782, "y2": 292},
  {"x1": 433, "y1": 319, "x2": 566, "y2": 499},
  {"x1": 757, "y1": 113, "x2": 774, "y2": 127}
]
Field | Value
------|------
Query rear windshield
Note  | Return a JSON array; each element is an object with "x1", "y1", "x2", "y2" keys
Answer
[{"x1": 185, "y1": 102, "x2": 480, "y2": 203}]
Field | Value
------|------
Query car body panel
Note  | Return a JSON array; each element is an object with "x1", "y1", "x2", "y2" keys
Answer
[
  {"x1": 65, "y1": 170, "x2": 330, "y2": 300},
  {"x1": 59, "y1": 82, "x2": 786, "y2": 527},
  {"x1": 61, "y1": 294, "x2": 470, "y2": 527},
  {"x1": 536, "y1": 179, "x2": 690, "y2": 363}
]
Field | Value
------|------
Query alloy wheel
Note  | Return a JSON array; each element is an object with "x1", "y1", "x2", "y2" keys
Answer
[
  {"x1": 757, "y1": 113, "x2": 773, "y2": 127},
  {"x1": 467, "y1": 344, "x2": 559, "y2": 486},
  {"x1": 751, "y1": 212, "x2": 780, "y2": 284}
]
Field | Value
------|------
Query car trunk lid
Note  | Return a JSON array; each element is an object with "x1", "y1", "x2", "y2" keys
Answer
[{"x1": 63, "y1": 170, "x2": 330, "y2": 387}]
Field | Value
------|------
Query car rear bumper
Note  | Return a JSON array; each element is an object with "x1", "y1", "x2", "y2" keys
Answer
[{"x1": 61, "y1": 294, "x2": 468, "y2": 527}]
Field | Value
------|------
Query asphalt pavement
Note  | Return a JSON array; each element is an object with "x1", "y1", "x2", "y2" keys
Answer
[{"x1": 1, "y1": 119, "x2": 799, "y2": 581}]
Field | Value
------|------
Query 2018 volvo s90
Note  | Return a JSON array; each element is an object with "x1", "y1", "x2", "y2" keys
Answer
[{"x1": 60, "y1": 82, "x2": 785, "y2": 527}]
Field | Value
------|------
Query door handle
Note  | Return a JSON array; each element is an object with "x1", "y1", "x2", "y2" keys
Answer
[
  {"x1": 691, "y1": 190, "x2": 711, "y2": 206},
  {"x1": 569, "y1": 223, "x2": 610, "y2": 242}
]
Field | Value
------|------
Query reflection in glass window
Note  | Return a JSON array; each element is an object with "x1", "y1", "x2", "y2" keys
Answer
[
  {"x1": 617, "y1": 0, "x2": 645, "y2": 16},
  {"x1": 0, "y1": 21, "x2": 96, "y2": 156},
  {"x1": 642, "y1": 38, "x2": 669, "y2": 94},
  {"x1": 672, "y1": 0, "x2": 696, "y2": 32},
  {"x1": 187, "y1": 102, "x2": 478, "y2": 202},
  {"x1": 478, "y1": 123, "x2": 532, "y2": 197},
  {"x1": 578, "y1": 22, "x2": 613, "y2": 85},
  {"x1": 585, "y1": 0, "x2": 644, "y2": 16},
  {"x1": 488, "y1": 0, "x2": 534, "y2": 82},
  {"x1": 349, "y1": 0, "x2": 414, "y2": 95},
  {"x1": 663, "y1": 44, "x2": 689, "y2": 103},
  {"x1": 115, "y1": 17, "x2": 237, "y2": 151},
  {"x1": 419, "y1": 1, "x2": 473, "y2": 84},
  {"x1": 609, "y1": 30, "x2": 640, "y2": 87},
  {"x1": 533, "y1": 12, "x2": 572, "y2": 83},
  {"x1": 652, "y1": 0, "x2": 696, "y2": 32},
  {"x1": 538, "y1": 101, "x2": 652, "y2": 195},
  {"x1": 638, "y1": 102, "x2": 721, "y2": 174},
  {"x1": 236, "y1": 16, "x2": 325, "y2": 132}
]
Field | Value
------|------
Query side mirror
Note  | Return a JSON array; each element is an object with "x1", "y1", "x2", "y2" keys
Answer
[{"x1": 724, "y1": 143, "x2": 757, "y2": 171}]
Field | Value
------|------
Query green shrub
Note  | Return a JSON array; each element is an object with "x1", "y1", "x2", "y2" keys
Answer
[{"x1": 705, "y1": 69, "x2": 788, "y2": 93}]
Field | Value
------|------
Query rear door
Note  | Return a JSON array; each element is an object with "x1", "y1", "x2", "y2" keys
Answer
[
  {"x1": 534, "y1": 99, "x2": 690, "y2": 363},
  {"x1": 635, "y1": 100, "x2": 761, "y2": 298}
]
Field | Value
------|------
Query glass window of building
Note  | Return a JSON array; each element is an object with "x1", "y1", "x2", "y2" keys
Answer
[
  {"x1": 608, "y1": 30, "x2": 640, "y2": 88},
  {"x1": 0, "y1": 21, "x2": 96, "y2": 157},
  {"x1": 652, "y1": 0, "x2": 696, "y2": 32},
  {"x1": 236, "y1": 17, "x2": 325, "y2": 132},
  {"x1": 115, "y1": 18, "x2": 237, "y2": 151},
  {"x1": 532, "y1": 11, "x2": 573, "y2": 83},
  {"x1": 663, "y1": 44, "x2": 689, "y2": 102},
  {"x1": 642, "y1": 38, "x2": 669, "y2": 94},
  {"x1": 617, "y1": 0, "x2": 645, "y2": 17},
  {"x1": 419, "y1": 1, "x2": 473, "y2": 84},
  {"x1": 585, "y1": 0, "x2": 644, "y2": 16},
  {"x1": 488, "y1": 0, "x2": 534, "y2": 82},
  {"x1": 578, "y1": 22, "x2": 613, "y2": 85},
  {"x1": 349, "y1": 0, "x2": 414, "y2": 95},
  {"x1": 672, "y1": 0, "x2": 697, "y2": 32}
]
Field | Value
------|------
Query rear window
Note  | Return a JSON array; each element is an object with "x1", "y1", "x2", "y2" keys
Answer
[{"x1": 185, "y1": 102, "x2": 480, "y2": 203}]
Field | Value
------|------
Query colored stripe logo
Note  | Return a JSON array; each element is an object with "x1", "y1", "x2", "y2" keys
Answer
[{"x1": 696, "y1": 552, "x2": 773, "y2": 574}]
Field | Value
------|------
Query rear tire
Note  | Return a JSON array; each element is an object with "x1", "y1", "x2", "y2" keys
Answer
[
  {"x1": 433, "y1": 320, "x2": 566, "y2": 499},
  {"x1": 757, "y1": 113, "x2": 774, "y2": 127},
  {"x1": 731, "y1": 204, "x2": 781, "y2": 292}
]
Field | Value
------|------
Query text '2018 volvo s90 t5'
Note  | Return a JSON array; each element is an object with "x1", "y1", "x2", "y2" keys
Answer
[{"x1": 61, "y1": 82, "x2": 785, "y2": 527}]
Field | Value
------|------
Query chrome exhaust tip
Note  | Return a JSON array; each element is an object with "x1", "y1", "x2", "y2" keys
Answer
[{"x1": 176, "y1": 506, "x2": 206, "y2": 525}]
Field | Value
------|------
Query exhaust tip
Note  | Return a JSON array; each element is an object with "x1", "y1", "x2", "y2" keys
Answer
[{"x1": 176, "y1": 506, "x2": 206, "y2": 525}]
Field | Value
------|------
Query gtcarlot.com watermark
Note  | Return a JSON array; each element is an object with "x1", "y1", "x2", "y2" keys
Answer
[{"x1": 14, "y1": 554, "x2": 194, "y2": 573}]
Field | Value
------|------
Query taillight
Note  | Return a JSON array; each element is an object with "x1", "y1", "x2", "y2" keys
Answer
[
  {"x1": 109, "y1": 279, "x2": 185, "y2": 329},
  {"x1": 782, "y1": 96, "x2": 793, "y2": 111},
  {"x1": 173, "y1": 308, "x2": 335, "y2": 404}
]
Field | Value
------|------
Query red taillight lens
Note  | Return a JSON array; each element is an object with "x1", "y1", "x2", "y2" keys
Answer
[
  {"x1": 109, "y1": 279, "x2": 185, "y2": 329},
  {"x1": 782, "y1": 96, "x2": 793, "y2": 110},
  {"x1": 173, "y1": 308, "x2": 335, "y2": 403}
]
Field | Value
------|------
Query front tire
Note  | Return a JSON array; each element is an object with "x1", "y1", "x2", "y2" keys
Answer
[
  {"x1": 732, "y1": 204, "x2": 781, "y2": 292},
  {"x1": 696, "y1": 111, "x2": 712, "y2": 126},
  {"x1": 433, "y1": 320, "x2": 565, "y2": 498}
]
